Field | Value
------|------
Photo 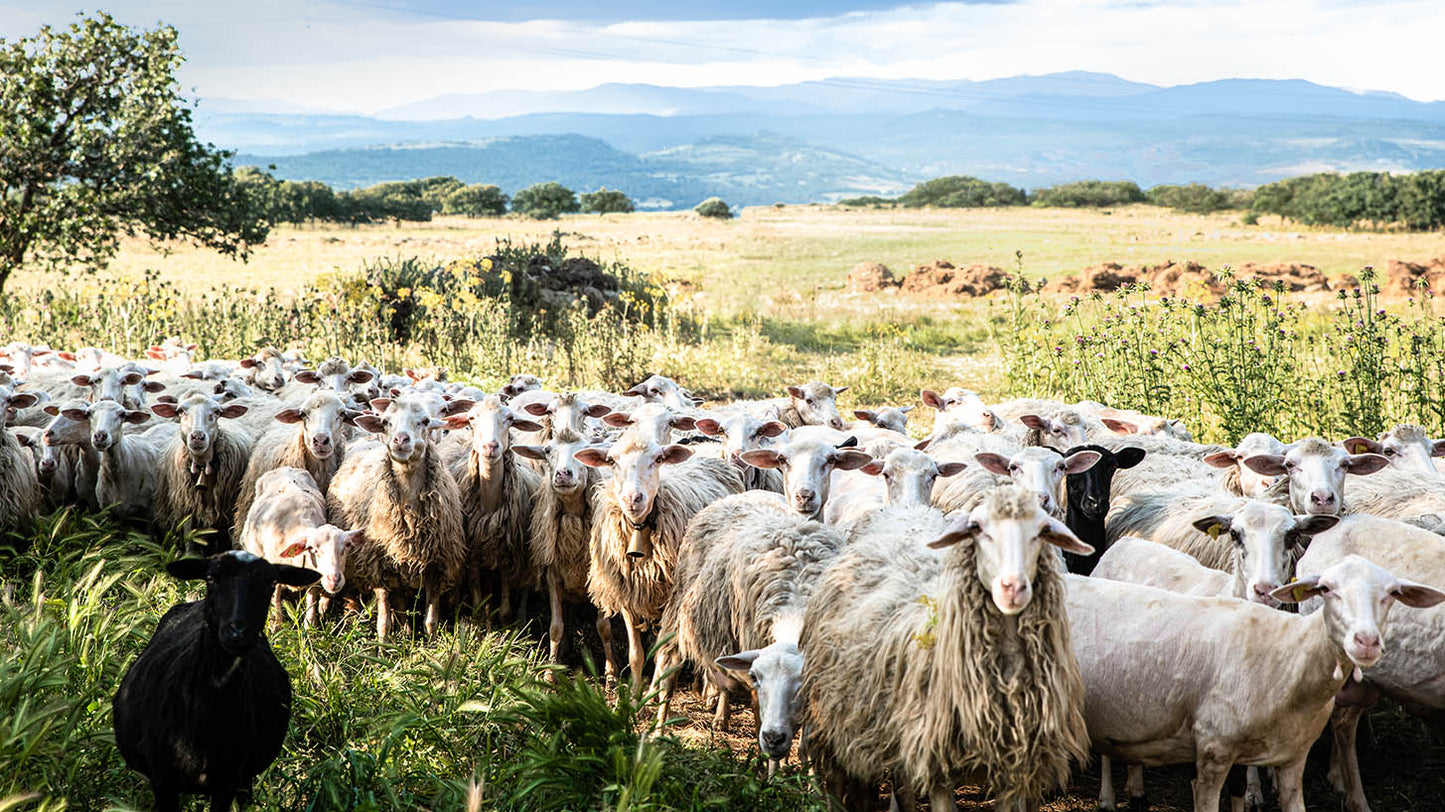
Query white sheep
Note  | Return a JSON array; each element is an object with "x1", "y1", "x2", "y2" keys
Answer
[
  {"x1": 232, "y1": 391, "x2": 355, "y2": 534},
  {"x1": 241, "y1": 466, "x2": 361, "y2": 626},
  {"x1": 823, "y1": 446, "x2": 967, "y2": 526},
  {"x1": 693, "y1": 411, "x2": 788, "y2": 492},
  {"x1": 0, "y1": 386, "x2": 43, "y2": 531},
  {"x1": 77, "y1": 400, "x2": 179, "y2": 518},
  {"x1": 1241, "y1": 436, "x2": 1388, "y2": 515},
  {"x1": 737, "y1": 432, "x2": 873, "y2": 519},
  {"x1": 152, "y1": 394, "x2": 256, "y2": 545}
]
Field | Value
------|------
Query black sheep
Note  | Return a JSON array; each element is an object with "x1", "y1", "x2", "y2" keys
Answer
[
  {"x1": 113, "y1": 550, "x2": 319, "y2": 812},
  {"x1": 1062, "y1": 443, "x2": 1145, "y2": 575}
]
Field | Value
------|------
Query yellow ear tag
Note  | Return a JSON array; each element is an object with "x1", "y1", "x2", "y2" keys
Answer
[
  {"x1": 1207, "y1": 524, "x2": 1221, "y2": 539},
  {"x1": 1292, "y1": 584, "x2": 1310, "y2": 603}
]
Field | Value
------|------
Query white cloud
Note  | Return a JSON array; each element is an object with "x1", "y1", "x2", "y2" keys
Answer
[{"x1": 2, "y1": 0, "x2": 1442, "y2": 113}]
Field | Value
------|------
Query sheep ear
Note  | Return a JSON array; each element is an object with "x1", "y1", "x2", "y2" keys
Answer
[
  {"x1": 239, "y1": 357, "x2": 258, "y2": 368},
  {"x1": 920, "y1": 389, "x2": 945, "y2": 410},
  {"x1": 145, "y1": 348, "x2": 167, "y2": 360},
  {"x1": 1345, "y1": 453, "x2": 1389, "y2": 475},
  {"x1": 124, "y1": 410, "x2": 151, "y2": 425},
  {"x1": 61, "y1": 407, "x2": 90, "y2": 421},
  {"x1": 43, "y1": 404, "x2": 59, "y2": 416},
  {"x1": 1270, "y1": 576, "x2": 1325, "y2": 604},
  {"x1": 1116, "y1": 447, "x2": 1146, "y2": 469},
  {"x1": 584, "y1": 404, "x2": 612, "y2": 418},
  {"x1": 522, "y1": 402, "x2": 551, "y2": 416},
  {"x1": 70, "y1": 374, "x2": 95, "y2": 387},
  {"x1": 143, "y1": 380, "x2": 167, "y2": 393},
  {"x1": 831, "y1": 386, "x2": 848, "y2": 396},
  {"x1": 695, "y1": 418, "x2": 722, "y2": 436},
  {"x1": 786, "y1": 386, "x2": 805, "y2": 399},
  {"x1": 670, "y1": 416, "x2": 697, "y2": 431},
  {"x1": 1432, "y1": 440, "x2": 1445, "y2": 458},
  {"x1": 121, "y1": 371, "x2": 144, "y2": 386},
  {"x1": 166, "y1": 557, "x2": 210, "y2": 581},
  {"x1": 853, "y1": 410, "x2": 877, "y2": 422},
  {"x1": 348, "y1": 370, "x2": 374, "y2": 384},
  {"x1": 937, "y1": 461, "x2": 968, "y2": 478},
  {"x1": 837, "y1": 436, "x2": 858, "y2": 449},
  {"x1": 914, "y1": 438, "x2": 931, "y2": 451},
  {"x1": 622, "y1": 381, "x2": 649, "y2": 397},
  {"x1": 1062, "y1": 450, "x2": 1102, "y2": 474},
  {"x1": 293, "y1": 370, "x2": 320, "y2": 384},
  {"x1": 659, "y1": 444, "x2": 694, "y2": 465},
  {"x1": 354, "y1": 414, "x2": 386, "y2": 434},
  {"x1": 1392, "y1": 579, "x2": 1445, "y2": 608},
  {"x1": 974, "y1": 452, "x2": 1011, "y2": 476},
  {"x1": 739, "y1": 449, "x2": 783, "y2": 469},
  {"x1": 1041, "y1": 516, "x2": 1094, "y2": 555},
  {"x1": 150, "y1": 403, "x2": 179, "y2": 419},
  {"x1": 343, "y1": 529, "x2": 365, "y2": 548},
  {"x1": 513, "y1": 445, "x2": 547, "y2": 461},
  {"x1": 1288, "y1": 515, "x2": 1339, "y2": 552},
  {"x1": 1242, "y1": 454, "x2": 1288, "y2": 476},
  {"x1": 602, "y1": 412, "x2": 634, "y2": 428},
  {"x1": 1102, "y1": 418, "x2": 1138, "y2": 435},
  {"x1": 274, "y1": 564, "x2": 321, "y2": 588},
  {"x1": 759, "y1": 421, "x2": 787, "y2": 438},
  {"x1": 274, "y1": 408, "x2": 304, "y2": 424},
  {"x1": 832, "y1": 450, "x2": 873, "y2": 471},
  {"x1": 1019, "y1": 414, "x2": 1048, "y2": 431},
  {"x1": 443, "y1": 414, "x2": 470, "y2": 430},
  {"x1": 279, "y1": 540, "x2": 309, "y2": 559},
  {"x1": 1192, "y1": 516, "x2": 1233, "y2": 538},
  {"x1": 929, "y1": 517, "x2": 980, "y2": 549},
  {"x1": 9, "y1": 392, "x2": 38, "y2": 409},
  {"x1": 428, "y1": 418, "x2": 446, "y2": 430},
  {"x1": 1343, "y1": 437, "x2": 1381, "y2": 456},
  {"x1": 369, "y1": 398, "x2": 393, "y2": 413},
  {"x1": 512, "y1": 418, "x2": 544, "y2": 433},
  {"x1": 441, "y1": 399, "x2": 475, "y2": 417},
  {"x1": 182, "y1": 370, "x2": 203, "y2": 379},
  {"x1": 860, "y1": 459, "x2": 885, "y2": 476},
  {"x1": 715, "y1": 650, "x2": 761, "y2": 672},
  {"x1": 573, "y1": 447, "x2": 613, "y2": 468},
  {"x1": 1203, "y1": 451, "x2": 1238, "y2": 469},
  {"x1": 14, "y1": 433, "x2": 35, "y2": 448},
  {"x1": 218, "y1": 404, "x2": 248, "y2": 419},
  {"x1": 342, "y1": 409, "x2": 364, "y2": 426}
]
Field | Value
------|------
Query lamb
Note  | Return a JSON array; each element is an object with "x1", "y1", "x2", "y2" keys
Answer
[
  {"x1": 737, "y1": 433, "x2": 872, "y2": 519},
  {"x1": 326, "y1": 395, "x2": 466, "y2": 639},
  {"x1": 658, "y1": 491, "x2": 845, "y2": 771},
  {"x1": 442, "y1": 395, "x2": 543, "y2": 618},
  {"x1": 79, "y1": 400, "x2": 179, "y2": 518},
  {"x1": 112, "y1": 551, "x2": 320, "y2": 812},
  {"x1": 240, "y1": 466, "x2": 361, "y2": 627},
  {"x1": 1240, "y1": 436, "x2": 1388, "y2": 515},
  {"x1": 232, "y1": 391, "x2": 355, "y2": 533},
  {"x1": 1294, "y1": 515, "x2": 1445, "y2": 812},
  {"x1": 851, "y1": 404, "x2": 914, "y2": 434},
  {"x1": 823, "y1": 446, "x2": 967, "y2": 526},
  {"x1": 801, "y1": 485, "x2": 1094, "y2": 812},
  {"x1": 152, "y1": 394, "x2": 257, "y2": 546},
  {"x1": 1061, "y1": 444, "x2": 1146, "y2": 574},
  {"x1": 575, "y1": 432, "x2": 743, "y2": 688},
  {"x1": 693, "y1": 411, "x2": 788, "y2": 492},
  {"x1": 1066, "y1": 555, "x2": 1444, "y2": 812},
  {"x1": 514, "y1": 428, "x2": 605, "y2": 664},
  {"x1": 0, "y1": 387, "x2": 43, "y2": 532}
]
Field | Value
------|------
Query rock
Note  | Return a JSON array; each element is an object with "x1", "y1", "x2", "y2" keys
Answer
[{"x1": 847, "y1": 261, "x2": 897, "y2": 293}]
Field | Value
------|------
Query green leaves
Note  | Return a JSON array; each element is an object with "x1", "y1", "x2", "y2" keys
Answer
[{"x1": 512, "y1": 182, "x2": 580, "y2": 220}]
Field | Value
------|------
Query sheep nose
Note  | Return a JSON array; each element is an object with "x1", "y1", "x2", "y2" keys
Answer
[
  {"x1": 829, "y1": 418, "x2": 845, "y2": 430},
  {"x1": 999, "y1": 576, "x2": 1029, "y2": 604},
  {"x1": 760, "y1": 729, "x2": 788, "y2": 754},
  {"x1": 794, "y1": 488, "x2": 816, "y2": 503},
  {"x1": 314, "y1": 434, "x2": 332, "y2": 447},
  {"x1": 392, "y1": 433, "x2": 411, "y2": 445},
  {"x1": 1252, "y1": 582, "x2": 1278, "y2": 602},
  {"x1": 189, "y1": 431, "x2": 206, "y2": 442},
  {"x1": 1353, "y1": 632, "x2": 1381, "y2": 651},
  {"x1": 92, "y1": 431, "x2": 109, "y2": 445},
  {"x1": 1310, "y1": 490, "x2": 1337, "y2": 509},
  {"x1": 481, "y1": 441, "x2": 501, "y2": 458},
  {"x1": 554, "y1": 471, "x2": 573, "y2": 486}
]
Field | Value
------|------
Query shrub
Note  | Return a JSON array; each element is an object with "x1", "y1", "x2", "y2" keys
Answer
[
  {"x1": 1147, "y1": 183, "x2": 1241, "y2": 214},
  {"x1": 897, "y1": 176, "x2": 1026, "y2": 208},
  {"x1": 1031, "y1": 180, "x2": 1145, "y2": 208},
  {"x1": 442, "y1": 184, "x2": 508, "y2": 217},
  {"x1": 579, "y1": 188, "x2": 635, "y2": 214},
  {"x1": 694, "y1": 197, "x2": 732, "y2": 219},
  {"x1": 836, "y1": 195, "x2": 896, "y2": 208},
  {"x1": 512, "y1": 182, "x2": 580, "y2": 220}
]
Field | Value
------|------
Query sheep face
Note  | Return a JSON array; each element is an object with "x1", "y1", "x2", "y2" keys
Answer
[
  {"x1": 274, "y1": 392, "x2": 350, "y2": 460},
  {"x1": 930, "y1": 485, "x2": 1093, "y2": 615},
  {"x1": 516, "y1": 431, "x2": 593, "y2": 494},
  {"x1": 923, "y1": 388, "x2": 1001, "y2": 433},
  {"x1": 1272, "y1": 555, "x2": 1445, "y2": 668},
  {"x1": 1204, "y1": 432, "x2": 1288, "y2": 498},
  {"x1": 40, "y1": 401, "x2": 92, "y2": 459},
  {"x1": 449, "y1": 397, "x2": 542, "y2": 462},
  {"x1": 212, "y1": 378, "x2": 254, "y2": 402},
  {"x1": 279, "y1": 525, "x2": 362, "y2": 595},
  {"x1": 575, "y1": 437, "x2": 693, "y2": 525},
  {"x1": 625, "y1": 374, "x2": 697, "y2": 412},
  {"x1": 786, "y1": 382, "x2": 847, "y2": 431},
  {"x1": 500, "y1": 373, "x2": 542, "y2": 400},
  {"x1": 71, "y1": 365, "x2": 145, "y2": 406},
  {"x1": 0, "y1": 390, "x2": 38, "y2": 429},
  {"x1": 0, "y1": 342, "x2": 50, "y2": 377},
  {"x1": 1344, "y1": 426, "x2": 1445, "y2": 475},
  {"x1": 740, "y1": 438, "x2": 871, "y2": 519},
  {"x1": 716, "y1": 642, "x2": 804, "y2": 761},
  {"x1": 602, "y1": 403, "x2": 696, "y2": 445},
  {"x1": 860, "y1": 447, "x2": 967, "y2": 506},
  {"x1": 355, "y1": 399, "x2": 439, "y2": 464},
  {"x1": 1243, "y1": 438, "x2": 1388, "y2": 516},
  {"x1": 166, "y1": 551, "x2": 320, "y2": 655},
  {"x1": 523, "y1": 393, "x2": 611, "y2": 438},
  {"x1": 78, "y1": 400, "x2": 150, "y2": 453},
  {"x1": 152, "y1": 395, "x2": 248, "y2": 459},
  {"x1": 1019, "y1": 412, "x2": 1089, "y2": 450},
  {"x1": 1192, "y1": 505, "x2": 1338, "y2": 607},
  {"x1": 182, "y1": 363, "x2": 234, "y2": 382},
  {"x1": 145, "y1": 341, "x2": 196, "y2": 376},
  {"x1": 853, "y1": 405, "x2": 913, "y2": 434},
  {"x1": 975, "y1": 447, "x2": 1100, "y2": 516},
  {"x1": 1066, "y1": 444, "x2": 1146, "y2": 522},
  {"x1": 695, "y1": 414, "x2": 787, "y2": 468},
  {"x1": 240, "y1": 349, "x2": 288, "y2": 392}
]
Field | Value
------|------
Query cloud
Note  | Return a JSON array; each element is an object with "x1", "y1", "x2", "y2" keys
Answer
[{"x1": 2, "y1": 0, "x2": 1442, "y2": 113}]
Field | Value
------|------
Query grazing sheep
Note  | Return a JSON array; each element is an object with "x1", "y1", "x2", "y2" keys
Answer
[
  {"x1": 327, "y1": 396, "x2": 466, "y2": 640},
  {"x1": 233, "y1": 391, "x2": 355, "y2": 532},
  {"x1": 1067, "y1": 556, "x2": 1444, "y2": 812},
  {"x1": 112, "y1": 551, "x2": 319, "y2": 812},
  {"x1": 693, "y1": 411, "x2": 788, "y2": 492},
  {"x1": 1241, "y1": 436, "x2": 1388, "y2": 515},
  {"x1": 575, "y1": 432, "x2": 743, "y2": 688},
  {"x1": 659, "y1": 491, "x2": 845, "y2": 770},
  {"x1": 0, "y1": 387, "x2": 43, "y2": 532},
  {"x1": 442, "y1": 395, "x2": 543, "y2": 618},
  {"x1": 152, "y1": 394, "x2": 256, "y2": 545},
  {"x1": 241, "y1": 466, "x2": 360, "y2": 626},
  {"x1": 1061, "y1": 444, "x2": 1146, "y2": 574},
  {"x1": 802, "y1": 485, "x2": 1094, "y2": 812},
  {"x1": 514, "y1": 428, "x2": 604, "y2": 664}
]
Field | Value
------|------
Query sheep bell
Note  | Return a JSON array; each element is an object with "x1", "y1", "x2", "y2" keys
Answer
[{"x1": 627, "y1": 524, "x2": 654, "y2": 560}]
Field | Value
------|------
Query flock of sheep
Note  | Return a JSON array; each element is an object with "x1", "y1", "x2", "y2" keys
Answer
[{"x1": 3, "y1": 337, "x2": 1445, "y2": 812}]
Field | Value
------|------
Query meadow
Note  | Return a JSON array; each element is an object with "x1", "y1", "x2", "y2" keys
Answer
[{"x1": 6, "y1": 204, "x2": 1445, "y2": 811}]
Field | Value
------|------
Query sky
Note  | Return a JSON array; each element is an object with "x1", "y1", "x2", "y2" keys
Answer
[{"x1": 3, "y1": 0, "x2": 1443, "y2": 114}]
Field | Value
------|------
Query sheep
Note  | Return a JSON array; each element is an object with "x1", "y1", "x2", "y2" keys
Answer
[
  {"x1": 1078, "y1": 401, "x2": 1193, "y2": 441},
  {"x1": 212, "y1": 377, "x2": 255, "y2": 403},
  {"x1": 0, "y1": 341, "x2": 53, "y2": 378},
  {"x1": 693, "y1": 411, "x2": 788, "y2": 492},
  {"x1": 823, "y1": 446, "x2": 968, "y2": 526},
  {"x1": 500, "y1": 373, "x2": 543, "y2": 400},
  {"x1": 239, "y1": 347, "x2": 288, "y2": 392},
  {"x1": 1241, "y1": 436, "x2": 1388, "y2": 515},
  {"x1": 112, "y1": 551, "x2": 320, "y2": 812},
  {"x1": 0, "y1": 387, "x2": 43, "y2": 532},
  {"x1": 852, "y1": 404, "x2": 914, "y2": 434},
  {"x1": 283, "y1": 355, "x2": 373, "y2": 399},
  {"x1": 801, "y1": 485, "x2": 1094, "y2": 812},
  {"x1": 575, "y1": 432, "x2": 743, "y2": 689},
  {"x1": 514, "y1": 428, "x2": 605, "y2": 664},
  {"x1": 1201, "y1": 433, "x2": 1290, "y2": 498},
  {"x1": 601, "y1": 402, "x2": 698, "y2": 445},
  {"x1": 240, "y1": 466, "x2": 361, "y2": 627},
  {"x1": 75, "y1": 400, "x2": 179, "y2": 519},
  {"x1": 232, "y1": 391, "x2": 355, "y2": 533},
  {"x1": 152, "y1": 394, "x2": 257, "y2": 546},
  {"x1": 518, "y1": 390, "x2": 614, "y2": 441},
  {"x1": 932, "y1": 442, "x2": 1101, "y2": 518},
  {"x1": 657, "y1": 491, "x2": 845, "y2": 770},
  {"x1": 442, "y1": 395, "x2": 543, "y2": 618},
  {"x1": 326, "y1": 395, "x2": 466, "y2": 640},
  {"x1": 921, "y1": 387, "x2": 1004, "y2": 435},
  {"x1": 1018, "y1": 409, "x2": 1097, "y2": 450},
  {"x1": 737, "y1": 433, "x2": 872, "y2": 519},
  {"x1": 1066, "y1": 555, "x2": 1444, "y2": 812},
  {"x1": 777, "y1": 382, "x2": 848, "y2": 430},
  {"x1": 36, "y1": 401, "x2": 100, "y2": 510},
  {"x1": 1295, "y1": 515, "x2": 1445, "y2": 812},
  {"x1": 1343, "y1": 425, "x2": 1445, "y2": 475},
  {"x1": 1061, "y1": 444, "x2": 1146, "y2": 574},
  {"x1": 622, "y1": 373, "x2": 700, "y2": 412},
  {"x1": 144, "y1": 338, "x2": 199, "y2": 377},
  {"x1": 1340, "y1": 468, "x2": 1445, "y2": 524}
]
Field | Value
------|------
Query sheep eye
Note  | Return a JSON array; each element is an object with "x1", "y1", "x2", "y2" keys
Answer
[
  {"x1": 1384, "y1": 448, "x2": 1396, "y2": 456},
  {"x1": 1317, "y1": 585, "x2": 1331, "y2": 594}
]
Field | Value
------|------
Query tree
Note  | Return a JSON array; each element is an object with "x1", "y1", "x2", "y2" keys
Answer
[
  {"x1": 897, "y1": 176, "x2": 1026, "y2": 208},
  {"x1": 443, "y1": 184, "x2": 508, "y2": 217},
  {"x1": 512, "y1": 182, "x2": 579, "y2": 219},
  {"x1": 580, "y1": 188, "x2": 634, "y2": 214},
  {"x1": 694, "y1": 197, "x2": 732, "y2": 219},
  {"x1": 1030, "y1": 180, "x2": 1145, "y2": 208},
  {"x1": 0, "y1": 13, "x2": 268, "y2": 293}
]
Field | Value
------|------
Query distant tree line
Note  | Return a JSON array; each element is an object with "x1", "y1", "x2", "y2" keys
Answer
[
  {"x1": 233, "y1": 168, "x2": 641, "y2": 224},
  {"x1": 842, "y1": 171, "x2": 1445, "y2": 229}
]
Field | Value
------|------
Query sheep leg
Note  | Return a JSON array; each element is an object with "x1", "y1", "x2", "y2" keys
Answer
[
  {"x1": 546, "y1": 571, "x2": 565, "y2": 664},
  {"x1": 1098, "y1": 755, "x2": 1116, "y2": 811},
  {"x1": 423, "y1": 583, "x2": 442, "y2": 637},
  {"x1": 1125, "y1": 764, "x2": 1147, "y2": 809},
  {"x1": 620, "y1": 606, "x2": 645, "y2": 694},
  {"x1": 929, "y1": 786, "x2": 954, "y2": 811},
  {"x1": 1243, "y1": 766, "x2": 1264, "y2": 811},
  {"x1": 304, "y1": 586, "x2": 320, "y2": 628},
  {"x1": 1225, "y1": 765, "x2": 1247, "y2": 812},
  {"x1": 596, "y1": 613, "x2": 619, "y2": 687},
  {"x1": 270, "y1": 584, "x2": 286, "y2": 630},
  {"x1": 469, "y1": 560, "x2": 484, "y2": 615},
  {"x1": 1329, "y1": 704, "x2": 1373, "y2": 812},
  {"x1": 1191, "y1": 755, "x2": 1230, "y2": 812},
  {"x1": 713, "y1": 683, "x2": 731, "y2": 731},
  {"x1": 500, "y1": 579, "x2": 513, "y2": 623},
  {"x1": 375, "y1": 587, "x2": 392, "y2": 641},
  {"x1": 1273, "y1": 754, "x2": 1308, "y2": 812}
]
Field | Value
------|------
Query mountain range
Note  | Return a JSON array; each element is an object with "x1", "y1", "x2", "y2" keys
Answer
[{"x1": 205, "y1": 72, "x2": 1445, "y2": 209}]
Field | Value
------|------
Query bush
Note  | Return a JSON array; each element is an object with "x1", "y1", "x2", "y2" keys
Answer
[
  {"x1": 1031, "y1": 180, "x2": 1145, "y2": 208},
  {"x1": 897, "y1": 176, "x2": 1026, "y2": 208},
  {"x1": 836, "y1": 195, "x2": 895, "y2": 208},
  {"x1": 1251, "y1": 171, "x2": 1445, "y2": 230},
  {"x1": 694, "y1": 197, "x2": 732, "y2": 219},
  {"x1": 579, "y1": 188, "x2": 635, "y2": 214},
  {"x1": 442, "y1": 183, "x2": 508, "y2": 217},
  {"x1": 512, "y1": 182, "x2": 580, "y2": 220},
  {"x1": 1146, "y1": 183, "x2": 1241, "y2": 214}
]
